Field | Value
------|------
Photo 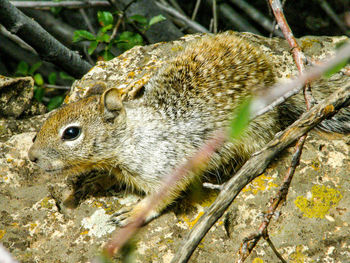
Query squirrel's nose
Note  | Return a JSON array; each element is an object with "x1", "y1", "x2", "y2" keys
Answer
[{"x1": 28, "y1": 148, "x2": 38, "y2": 163}]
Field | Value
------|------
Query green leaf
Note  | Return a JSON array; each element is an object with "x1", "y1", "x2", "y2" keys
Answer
[
  {"x1": 50, "y1": 7, "x2": 62, "y2": 15},
  {"x1": 47, "y1": 96, "x2": 64, "y2": 111},
  {"x1": 101, "y1": 24, "x2": 113, "y2": 33},
  {"x1": 34, "y1": 73, "x2": 44, "y2": 86},
  {"x1": 50, "y1": 0, "x2": 62, "y2": 15},
  {"x1": 323, "y1": 59, "x2": 349, "y2": 78},
  {"x1": 116, "y1": 31, "x2": 143, "y2": 51},
  {"x1": 73, "y1": 30, "x2": 95, "y2": 42},
  {"x1": 148, "y1": 14, "x2": 166, "y2": 27},
  {"x1": 15, "y1": 61, "x2": 29, "y2": 76},
  {"x1": 48, "y1": 72, "x2": 57, "y2": 85},
  {"x1": 129, "y1": 14, "x2": 147, "y2": 25},
  {"x1": 98, "y1": 11, "x2": 113, "y2": 26},
  {"x1": 34, "y1": 86, "x2": 45, "y2": 102},
  {"x1": 230, "y1": 98, "x2": 252, "y2": 139},
  {"x1": 59, "y1": 72, "x2": 75, "y2": 81},
  {"x1": 96, "y1": 33, "x2": 110, "y2": 43},
  {"x1": 29, "y1": 61, "x2": 42, "y2": 75},
  {"x1": 88, "y1": 41, "x2": 98, "y2": 55},
  {"x1": 102, "y1": 49, "x2": 114, "y2": 61}
]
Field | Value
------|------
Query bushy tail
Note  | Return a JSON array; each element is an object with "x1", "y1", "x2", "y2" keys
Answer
[
  {"x1": 318, "y1": 108, "x2": 350, "y2": 133},
  {"x1": 280, "y1": 78, "x2": 350, "y2": 134}
]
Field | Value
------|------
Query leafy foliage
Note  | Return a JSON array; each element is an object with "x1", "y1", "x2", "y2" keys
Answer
[
  {"x1": 15, "y1": 61, "x2": 72, "y2": 111},
  {"x1": 73, "y1": 12, "x2": 166, "y2": 60}
]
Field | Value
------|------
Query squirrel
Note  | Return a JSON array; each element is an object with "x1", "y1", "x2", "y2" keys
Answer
[{"x1": 28, "y1": 32, "x2": 350, "y2": 225}]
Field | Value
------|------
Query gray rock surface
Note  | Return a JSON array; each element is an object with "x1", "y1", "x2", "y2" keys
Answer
[{"x1": 0, "y1": 33, "x2": 349, "y2": 262}]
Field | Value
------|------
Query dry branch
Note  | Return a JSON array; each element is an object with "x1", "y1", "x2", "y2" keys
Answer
[
  {"x1": 155, "y1": 1, "x2": 210, "y2": 33},
  {"x1": 237, "y1": 0, "x2": 312, "y2": 260},
  {"x1": 218, "y1": 3, "x2": 261, "y2": 35},
  {"x1": 171, "y1": 81, "x2": 350, "y2": 263},
  {"x1": 0, "y1": 0, "x2": 92, "y2": 78},
  {"x1": 10, "y1": 0, "x2": 110, "y2": 9},
  {"x1": 229, "y1": 0, "x2": 283, "y2": 37}
]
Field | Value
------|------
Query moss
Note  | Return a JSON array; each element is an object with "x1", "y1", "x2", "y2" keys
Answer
[{"x1": 294, "y1": 185, "x2": 342, "y2": 218}]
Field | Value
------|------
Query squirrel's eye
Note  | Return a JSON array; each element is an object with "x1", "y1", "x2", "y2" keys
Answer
[{"x1": 62, "y1": 126, "x2": 81, "y2": 141}]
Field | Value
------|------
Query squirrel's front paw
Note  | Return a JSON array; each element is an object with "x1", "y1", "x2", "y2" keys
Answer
[
  {"x1": 109, "y1": 203, "x2": 161, "y2": 227},
  {"x1": 109, "y1": 207, "x2": 133, "y2": 227}
]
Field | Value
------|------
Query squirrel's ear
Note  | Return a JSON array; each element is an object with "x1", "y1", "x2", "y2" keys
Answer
[{"x1": 100, "y1": 88, "x2": 123, "y2": 121}]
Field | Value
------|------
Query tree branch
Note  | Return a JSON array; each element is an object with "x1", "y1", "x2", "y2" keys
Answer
[
  {"x1": 0, "y1": 0, "x2": 92, "y2": 78},
  {"x1": 155, "y1": 1, "x2": 210, "y2": 33},
  {"x1": 171, "y1": 81, "x2": 350, "y2": 263},
  {"x1": 10, "y1": 0, "x2": 110, "y2": 9}
]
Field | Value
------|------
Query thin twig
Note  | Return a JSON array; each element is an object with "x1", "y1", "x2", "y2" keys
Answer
[
  {"x1": 238, "y1": 0, "x2": 313, "y2": 261},
  {"x1": 218, "y1": 3, "x2": 261, "y2": 35},
  {"x1": 110, "y1": 12, "x2": 124, "y2": 41},
  {"x1": 317, "y1": 0, "x2": 349, "y2": 36},
  {"x1": 10, "y1": 0, "x2": 110, "y2": 9},
  {"x1": 264, "y1": 234, "x2": 287, "y2": 263},
  {"x1": 203, "y1": 182, "x2": 224, "y2": 191},
  {"x1": 229, "y1": 0, "x2": 283, "y2": 37},
  {"x1": 45, "y1": 84, "x2": 70, "y2": 90},
  {"x1": 237, "y1": 135, "x2": 306, "y2": 262},
  {"x1": 79, "y1": 8, "x2": 95, "y2": 35},
  {"x1": 168, "y1": 0, "x2": 186, "y2": 15},
  {"x1": 155, "y1": 1, "x2": 210, "y2": 33},
  {"x1": 212, "y1": 0, "x2": 217, "y2": 34},
  {"x1": 0, "y1": 24, "x2": 37, "y2": 54},
  {"x1": 191, "y1": 0, "x2": 201, "y2": 20}
]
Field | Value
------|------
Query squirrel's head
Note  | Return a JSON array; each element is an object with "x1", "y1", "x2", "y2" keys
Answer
[{"x1": 28, "y1": 88, "x2": 125, "y2": 175}]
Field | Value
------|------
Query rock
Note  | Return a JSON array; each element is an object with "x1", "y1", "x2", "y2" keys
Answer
[{"x1": 0, "y1": 76, "x2": 45, "y2": 118}]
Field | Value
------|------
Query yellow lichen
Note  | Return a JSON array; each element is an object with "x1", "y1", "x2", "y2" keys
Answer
[
  {"x1": 289, "y1": 245, "x2": 308, "y2": 263},
  {"x1": 323, "y1": 104, "x2": 335, "y2": 115},
  {"x1": 181, "y1": 211, "x2": 204, "y2": 229},
  {"x1": 29, "y1": 223, "x2": 37, "y2": 231},
  {"x1": 92, "y1": 201, "x2": 104, "y2": 208},
  {"x1": 40, "y1": 197, "x2": 54, "y2": 209},
  {"x1": 311, "y1": 160, "x2": 320, "y2": 171},
  {"x1": 294, "y1": 185, "x2": 342, "y2": 218},
  {"x1": 0, "y1": 229, "x2": 6, "y2": 240},
  {"x1": 80, "y1": 230, "x2": 89, "y2": 235},
  {"x1": 242, "y1": 174, "x2": 278, "y2": 195},
  {"x1": 252, "y1": 258, "x2": 264, "y2": 263},
  {"x1": 198, "y1": 191, "x2": 217, "y2": 207},
  {"x1": 171, "y1": 45, "x2": 184, "y2": 52},
  {"x1": 127, "y1": 72, "x2": 136, "y2": 78}
]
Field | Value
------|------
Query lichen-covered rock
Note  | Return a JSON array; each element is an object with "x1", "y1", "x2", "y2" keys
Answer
[
  {"x1": 0, "y1": 76, "x2": 45, "y2": 118},
  {"x1": 0, "y1": 76, "x2": 46, "y2": 142},
  {"x1": 66, "y1": 33, "x2": 349, "y2": 103},
  {"x1": 0, "y1": 33, "x2": 349, "y2": 262}
]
